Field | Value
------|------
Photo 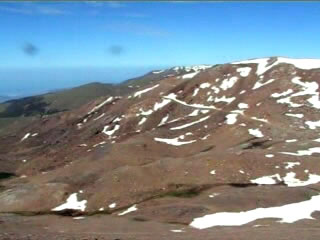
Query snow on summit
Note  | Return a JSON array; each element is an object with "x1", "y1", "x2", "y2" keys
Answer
[
  {"x1": 173, "y1": 65, "x2": 212, "y2": 72},
  {"x1": 175, "y1": 65, "x2": 212, "y2": 79},
  {"x1": 233, "y1": 57, "x2": 320, "y2": 75}
]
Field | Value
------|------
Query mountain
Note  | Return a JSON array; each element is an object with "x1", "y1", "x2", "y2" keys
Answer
[
  {"x1": 0, "y1": 95, "x2": 16, "y2": 103},
  {"x1": 0, "y1": 96, "x2": 9, "y2": 103},
  {"x1": 1, "y1": 57, "x2": 320, "y2": 238},
  {"x1": 0, "y1": 68, "x2": 196, "y2": 136}
]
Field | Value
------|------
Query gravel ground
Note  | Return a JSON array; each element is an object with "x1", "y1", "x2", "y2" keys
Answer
[{"x1": 2, "y1": 214, "x2": 320, "y2": 240}]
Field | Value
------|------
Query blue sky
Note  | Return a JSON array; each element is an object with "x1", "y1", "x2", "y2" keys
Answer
[{"x1": 1, "y1": 1, "x2": 320, "y2": 96}]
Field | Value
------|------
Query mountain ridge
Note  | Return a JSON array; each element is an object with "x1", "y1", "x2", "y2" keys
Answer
[
  {"x1": 0, "y1": 64, "x2": 216, "y2": 135},
  {"x1": 1, "y1": 56, "x2": 320, "y2": 232}
]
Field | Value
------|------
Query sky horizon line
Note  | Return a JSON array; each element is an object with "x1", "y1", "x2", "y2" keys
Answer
[
  {"x1": 3, "y1": 55, "x2": 320, "y2": 70},
  {"x1": 1, "y1": 1, "x2": 320, "y2": 96}
]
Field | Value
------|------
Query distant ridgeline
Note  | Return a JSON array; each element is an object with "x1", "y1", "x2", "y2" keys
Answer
[
  {"x1": 0, "y1": 96, "x2": 61, "y2": 118},
  {"x1": 0, "y1": 68, "x2": 187, "y2": 133}
]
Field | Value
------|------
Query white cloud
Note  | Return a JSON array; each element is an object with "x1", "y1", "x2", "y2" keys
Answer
[
  {"x1": 105, "y1": 21, "x2": 169, "y2": 37},
  {"x1": 121, "y1": 13, "x2": 147, "y2": 18},
  {"x1": 0, "y1": 6, "x2": 32, "y2": 15},
  {"x1": 36, "y1": 6, "x2": 69, "y2": 15},
  {"x1": 107, "y1": 2, "x2": 126, "y2": 8},
  {"x1": 0, "y1": 4, "x2": 69, "y2": 16}
]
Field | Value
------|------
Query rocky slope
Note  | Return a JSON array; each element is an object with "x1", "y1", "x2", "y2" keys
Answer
[
  {"x1": 0, "y1": 69, "x2": 183, "y2": 136},
  {"x1": 1, "y1": 57, "x2": 320, "y2": 232}
]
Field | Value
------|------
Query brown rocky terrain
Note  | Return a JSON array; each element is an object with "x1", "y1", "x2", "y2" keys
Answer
[
  {"x1": 0, "y1": 67, "x2": 184, "y2": 136},
  {"x1": 1, "y1": 57, "x2": 320, "y2": 239}
]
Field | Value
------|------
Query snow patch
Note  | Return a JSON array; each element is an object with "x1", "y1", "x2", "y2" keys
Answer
[
  {"x1": 253, "y1": 79, "x2": 275, "y2": 90},
  {"x1": 277, "y1": 57, "x2": 320, "y2": 70},
  {"x1": 285, "y1": 162, "x2": 300, "y2": 169},
  {"x1": 238, "y1": 103, "x2": 249, "y2": 109},
  {"x1": 164, "y1": 93, "x2": 219, "y2": 110},
  {"x1": 138, "y1": 117, "x2": 147, "y2": 126},
  {"x1": 275, "y1": 77, "x2": 320, "y2": 109},
  {"x1": 277, "y1": 97, "x2": 302, "y2": 108},
  {"x1": 271, "y1": 89, "x2": 294, "y2": 98},
  {"x1": 280, "y1": 147, "x2": 320, "y2": 156},
  {"x1": 152, "y1": 70, "x2": 164, "y2": 74},
  {"x1": 232, "y1": 58, "x2": 272, "y2": 75},
  {"x1": 236, "y1": 67, "x2": 252, "y2": 77},
  {"x1": 21, "y1": 133, "x2": 31, "y2": 142},
  {"x1": 220, "y1": 77, "x2": 238, "y2": 91},
  {"x1": 305, "y1": 120, "x2": 320, "y2": 130},
  {"x1": 313, "y1": 138, "x2": 320, "y2": 142},
  {"x1": 233, "y1": 57, "x2": 320, "y2": 76},
  {"x1": 170, "y1": 116, "x2": 210, "y2": 130},
  {"x1": 283, "y1": 172, "x2": 320, "y2": 187},
  {"x1": 209, "y1": 193, "x2": 220, "y2": 198},
  {"x1": 286, "y1": 139, "x2": 297, "y2": 143},
  {"x1": 200, "y1": 82, "x2": 211, "y2": 89},
  {"x1": 192, "y1": 88, "x2": 199, "y2": 97},
  {"x1": 154, "y1": 99, "x2": 171, "y2": 111},
  {"x1": 211, "y1": 86, "x2": 220, "y2": 94},
  {"x1": 214, "y1": 96, "x2": 236, "y2": 104},
  {"x1": 52, "y1": 193, "x2": 87, "y2": 212},
  {"x1": 225, "y1": 113, "x2": 239, "y2": 125},
  {"x1": 118, "y1": 205, "x2": 137, "y2": 216},
  {"x1": 285, "y1": 113, "x2": 304, "y2": 118},
  {"x1": 248, "y1": 128, "x2": 264, "y2": 138},
  {"x1": 251, "y1": 117, "x2": 268, "y2": 123},
  {"x1": 154, "y1": 137, "x2": 196, "y2": 146},
  {"x1": 158, "y1": 115, "x2": 169, "y2": 126},
  {"x1": 188, "y1": 109, "x2": 200, "y2": 117},
  {"x1": 93, "y1": 113, "x2": 105, "y2": 121},
  {"x1": 88, "y1": 97, "x2": 113, "y2": 114},
  {"x1": 201, "y1": 134, "x2": 210, "y2": 140},
  {"x1": 182, "y1": 72, "x2": 200, "y2": 79},
  {"x1": 170, "y1": 229, "x2": 185, "y2": 233},
  {"x1": 134, "y1": 84, "x2": 159, "y2": 98},
  {"x1": 109, "y1": 203, "x2": 117, "y2": 209},
  {"x1": 103, "y1": 124, "x2": 120, "y2": 136},
  {"x1": 251, "y1": 174, "x2": 281, "y2": 185},
  {"x1": 251, "y1": 172, "x2": 320, "y2": 187},
  {"x1": 190, "y1": 194, "x2": 320, "y2": 229},
  {"x1": 93, "y1": 141, "x2": 106, "y2": 148}
]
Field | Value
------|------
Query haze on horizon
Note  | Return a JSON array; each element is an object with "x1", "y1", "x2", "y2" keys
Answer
[{"x1": 1, "y1": 1, "x2": 320, "y2": 97}]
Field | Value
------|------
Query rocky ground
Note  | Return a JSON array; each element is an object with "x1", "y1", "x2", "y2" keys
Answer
[
  {"x1": 2, "y1": 213, "x2": 320, "y2": 240},
  {"x1": 1, "y1": 57, "x2": 320, "y2": 239}
]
